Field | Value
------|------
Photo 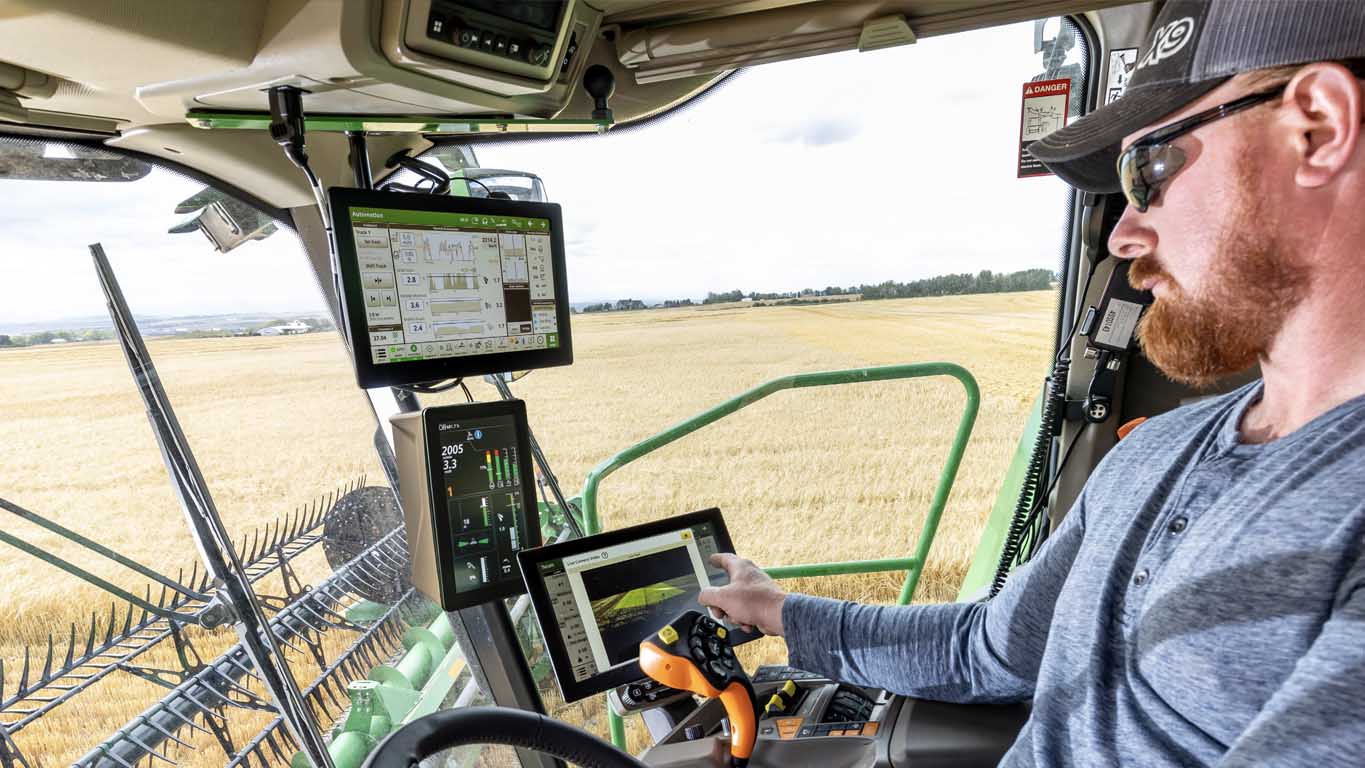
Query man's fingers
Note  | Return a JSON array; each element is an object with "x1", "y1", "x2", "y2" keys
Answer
[
  {"x1": 697, "y1": 585, "x2": 723, "y2": 607},
  {"x1": 709, "y1": 552, "x2": 741, "y2": 573}
]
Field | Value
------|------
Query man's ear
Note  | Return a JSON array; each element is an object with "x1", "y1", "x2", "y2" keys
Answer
[{"x1": 1284, "y1": 62, "x2": 1362, "y2": 188}]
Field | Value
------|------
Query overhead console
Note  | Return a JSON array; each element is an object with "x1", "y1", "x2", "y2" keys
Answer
[{"x1": 381, "y1": 0, "x2": 597, "y2": 96}]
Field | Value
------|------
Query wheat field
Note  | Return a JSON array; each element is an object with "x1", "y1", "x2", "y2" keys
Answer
[{"x1": 0, "y1": 291, "x2": 1054, "y2": 765}]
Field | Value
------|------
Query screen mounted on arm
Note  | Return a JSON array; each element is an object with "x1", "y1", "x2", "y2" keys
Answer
[
  {"x1": 518, "y1": 509, "x2": 760, "y2": 702},
  {"x1": 330, "y1": 188, "x2": 572, "y2": 388}
]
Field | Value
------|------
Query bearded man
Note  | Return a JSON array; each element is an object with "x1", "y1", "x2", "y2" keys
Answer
[{"x1": 699, "y1": 2, "x2": 1365, "y2": 766}]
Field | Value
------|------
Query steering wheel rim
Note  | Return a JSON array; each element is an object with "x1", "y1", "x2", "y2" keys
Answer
[{"x1": 361, "y1": 706, "x2": 647, "y2": 768}]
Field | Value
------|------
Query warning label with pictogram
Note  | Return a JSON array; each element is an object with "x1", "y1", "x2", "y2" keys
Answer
[{"x1": 1018, "y1": 78, "x2": 1071, "y2": 178}]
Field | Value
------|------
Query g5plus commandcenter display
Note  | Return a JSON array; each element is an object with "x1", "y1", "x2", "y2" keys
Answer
[{"x1": 330, "y1": 187, "x2": 573, "y2": 389}]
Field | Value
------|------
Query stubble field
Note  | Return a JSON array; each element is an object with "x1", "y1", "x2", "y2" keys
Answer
[{"x1": 0, "y1": 291, "x2": 1053, "y2": 765}]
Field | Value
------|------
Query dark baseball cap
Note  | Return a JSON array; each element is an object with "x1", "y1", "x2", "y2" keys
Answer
[{"x1": 1029, "y1": 0, "x2": 1365, "y2": 193}]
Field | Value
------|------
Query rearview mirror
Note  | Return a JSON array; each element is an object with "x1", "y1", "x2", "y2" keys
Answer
[{"x1": 168, "y1": 188, "x2": 278, "y2": 254}]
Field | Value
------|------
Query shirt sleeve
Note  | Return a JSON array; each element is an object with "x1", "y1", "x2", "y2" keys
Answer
[
  {"x1": 781, "y1": 491, "x2": 1089, "y2": 704},
  {"x1": 1216, "y1": 555, "x2": 1365, "y2": 767}
]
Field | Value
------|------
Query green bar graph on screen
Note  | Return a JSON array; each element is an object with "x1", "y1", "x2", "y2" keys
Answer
[
  {"x1": 485, "y1": 451, "x2": 494, "y2": 486},
  {"x1": 494, "y1": 450, "x2": 504, "y2": 484}
]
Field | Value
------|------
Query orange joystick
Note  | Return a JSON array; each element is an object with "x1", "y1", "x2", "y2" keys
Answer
[{"x1": 639, "y1": 610, "x2": 757, "y2": 768}]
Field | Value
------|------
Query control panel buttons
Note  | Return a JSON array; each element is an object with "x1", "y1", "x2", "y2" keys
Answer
[{"x1": 529, "y1": 44, "x2": 553, "y2": 66}]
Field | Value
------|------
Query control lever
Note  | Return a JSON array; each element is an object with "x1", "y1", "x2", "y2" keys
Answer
[{"x1": 640, "y1": 610, "x2": 757, "y2": 768}]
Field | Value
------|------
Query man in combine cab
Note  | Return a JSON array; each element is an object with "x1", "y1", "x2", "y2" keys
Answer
[{"x1": 699, "y1": 2, "x2": 1365, "y2": 765}]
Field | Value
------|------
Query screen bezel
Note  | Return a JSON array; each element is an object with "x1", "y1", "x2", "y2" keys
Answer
[
  {"x1": 517, "y1": 508, "x2": 759, "y2": 702},
  {"x1": 329, "y1": 187, "x2": 574, "y2": 389},
  {"x1": 422, "y1": 399, "x2": 542, "y2": 610}
]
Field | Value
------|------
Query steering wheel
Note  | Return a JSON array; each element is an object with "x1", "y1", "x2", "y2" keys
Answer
[{"x1": 361, "y1": 706, "x2": 647, "y2": 768}]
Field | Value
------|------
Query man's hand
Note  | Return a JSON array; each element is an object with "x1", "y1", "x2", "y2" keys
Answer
[{"x1": 698, "y1": 553, "x2": 788, "y2": 637}]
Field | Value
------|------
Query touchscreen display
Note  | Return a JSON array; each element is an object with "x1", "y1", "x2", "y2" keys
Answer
[
  {"x1": 350, "y1": 207, "x2": 561, "y2": 367},
  {"x1": 431, "y1": 408, "x2": 534, "y2": 598},
  {"x1": 535, "y1": 522, "x2": 727, "y2": 683}
]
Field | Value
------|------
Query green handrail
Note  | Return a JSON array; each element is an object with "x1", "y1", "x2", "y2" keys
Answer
[{"x1": 579, "y1": 362, "x2": 980, "y2": 749}]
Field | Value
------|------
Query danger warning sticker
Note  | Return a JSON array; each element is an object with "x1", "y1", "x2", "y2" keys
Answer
[{"x1": 1018, "y1": 78, "x2": 1070, "y2": 178}]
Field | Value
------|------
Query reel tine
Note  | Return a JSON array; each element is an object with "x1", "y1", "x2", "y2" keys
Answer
[
  {"x1": 186, "y1": 679, "x2": 235, "y2": 712},
  {"x1": 85, "y1": 611, "x2": 98, "y2": 657},
  {"x1": 222, "y1": 654, "x2": 261, "y2": 682},
  {"x1": 94, "y1": 745, "x2": 136, "y2": 768},
  {"x1": 63, "y1": 623, "x2": 76, "y2": 670},
  {"x1": 121, "y1": 600, "x2": 134, "y2": 635},
  {"x1": 157, "y1": 583, "x2": 169, "y2": 609},
  {"x1": 18, "y1": 643, "x2": 30, "y2": 694},
  {"x1": 208, "y1": 668, "x2": 260, "y2": 702},
  {"x1": 124, "y1": 731, "x2": 175, "y2": 766},
  {"x1": 163, "y1": 703, "x2": 211, "y2": 735},
  {"x1": 140, "y1": 585, "x2": 151, "y2": 625},
  {"x1": 249, "y1": 527, "x2": 261, "y2": 563},
  {"x1": 172, "y1": 568, "x2": 186, "y2": 607},
  {"x1": 269, "y1": 628, "x2": 305, "y2": 655},
  {"x1": 263, "y1": 730, "x2": 293, "y2": 765},
  {"x1": 104, "y1": 602, "x2": 117, "y2": 645},
  {"x1": 320, "y1": 676, "x2": 345, "y2": 715},
  {"x1": 141, "y1": 714, "x2": 193, "y2": 749},
  {"x1": 40, "y1": 634, "x2": 54, "y2": 683}
]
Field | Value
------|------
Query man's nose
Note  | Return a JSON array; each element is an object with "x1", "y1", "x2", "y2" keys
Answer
[{"x1": 1107, "y1": 205, "x2": 1156, "y2": 261}]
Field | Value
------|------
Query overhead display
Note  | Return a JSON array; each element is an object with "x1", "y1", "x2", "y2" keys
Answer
[
  {"x1": 391, "y1": 400, "x2": 542, "y2": 610},
  {"x1": 518, "y1": 509, "x2": 759, "y2": 702},
  {"x1": 330, "y1": 188, "x2": 572, "y2": 388}
]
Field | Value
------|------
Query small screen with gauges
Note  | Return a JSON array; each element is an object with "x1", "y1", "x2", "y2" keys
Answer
[
  {"x1": 330, "y1": 187, "x2": 572, "y2": 389},
  {"x1": 391, "y1": 400, "x2": 542, "y2": 610}
]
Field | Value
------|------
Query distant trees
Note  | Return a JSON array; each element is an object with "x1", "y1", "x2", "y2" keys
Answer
[
  {"x1": 703, "y1": 290, "x2": 745, "y2": 305},
  {"x1": 574, "y1": 268, "x2": 1056, "y2": 315}
]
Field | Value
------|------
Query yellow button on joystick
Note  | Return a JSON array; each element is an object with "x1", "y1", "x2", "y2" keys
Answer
[
  {"x1": 717, "y1": 626, "x2": 727, "y2": 640},
  {"x1": 659, "y1": 625, "x2": 679, "y2": 644}
]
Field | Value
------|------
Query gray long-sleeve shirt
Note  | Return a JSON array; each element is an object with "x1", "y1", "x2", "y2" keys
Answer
[{"x1": 783, "y1": 380, "x2": 1365, "y2": 766}]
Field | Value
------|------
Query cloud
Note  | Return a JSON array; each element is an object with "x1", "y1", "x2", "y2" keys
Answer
[{"x1": 765, "y1": 117, "x2": 863, "y2": 147}]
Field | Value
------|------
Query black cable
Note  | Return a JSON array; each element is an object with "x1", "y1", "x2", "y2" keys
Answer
[
  {"x1": 989, "y1": 258, "x2": 1102, "y2": 598},
  {"x1": 398, "y1": 378, "x2": 464, "y2": 394},
  {"x1": 1013, "y1": 421, "x2": 1088, "y2": 566},
  {"x1": 990, "y1": 355, "x2": 1070, "y2": 598}
]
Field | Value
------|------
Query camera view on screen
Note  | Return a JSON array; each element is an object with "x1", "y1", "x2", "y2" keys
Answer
[
  {"x1": 534, "y1": 523, "x2": 725, "y2": 683},
  {"x1": 582, "y1": 546, "x2": 702, "y2": 666}
]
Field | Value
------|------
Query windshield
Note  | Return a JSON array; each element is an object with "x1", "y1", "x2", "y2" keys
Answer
[{"x1": 430, "y1": 15, "x2": 1089, "y2": 752}]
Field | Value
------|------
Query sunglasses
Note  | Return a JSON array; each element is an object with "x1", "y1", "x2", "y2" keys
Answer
[{"x1": 1117, "y1": 85, "x2": 1286, "y2": 212}]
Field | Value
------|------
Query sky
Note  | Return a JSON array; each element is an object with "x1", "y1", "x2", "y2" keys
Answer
[{"x1": 0, "y1": 20, "x2": 1080, "y2": 328}]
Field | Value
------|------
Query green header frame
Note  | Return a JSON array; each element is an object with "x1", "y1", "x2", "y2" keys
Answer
[{"x1": 186, "y1": 111, "x2": 611, "y2": 135}]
